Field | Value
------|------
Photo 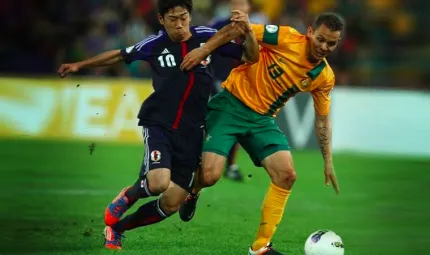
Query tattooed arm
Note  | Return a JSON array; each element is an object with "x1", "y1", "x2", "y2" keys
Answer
[
  {"x1": 315, "y1": 115, "x2": 332, "y2": 167},
  {"x1": 315, "y1": 114, "x2": 339, "y2": 194},
  {"x1": 312, "y1": 78, "x2": 339, "y2": 194}
]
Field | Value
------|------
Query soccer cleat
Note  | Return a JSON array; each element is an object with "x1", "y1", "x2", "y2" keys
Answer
[
  {"x1": 179, "y1": 193, "x2": 199, "y2": 222},
  {"x1": 104, "y1": 186, "x2": 132, "y2": 226},
  {"x1": 104, "y1": 226, "x2": 123, "y2": 250},
  {"x1": 248, "y1": 243, "x2": 284, "y2": 255}
]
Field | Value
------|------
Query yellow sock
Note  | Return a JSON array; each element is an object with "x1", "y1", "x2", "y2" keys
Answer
[{"x1": 252, "y1": 182, "x2": 291, "y2": 251}]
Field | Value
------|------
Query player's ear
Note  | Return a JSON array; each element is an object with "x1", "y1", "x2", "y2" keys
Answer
[
  {"x1": 306, "y1": 26, "x2": 313, "y2": 38},
  {"x1": 158, "y1": 13, "x2": 164, "y2": 25}
]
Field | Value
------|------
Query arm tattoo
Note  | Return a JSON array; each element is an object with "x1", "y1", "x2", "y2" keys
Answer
[{"x1": 315, "y1": 117, "x2": 332, "y2": 164}]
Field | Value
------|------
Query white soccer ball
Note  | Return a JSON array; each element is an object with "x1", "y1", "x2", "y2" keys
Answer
[{"x1": 304, "y1": 230, "x2": 344, "y2": 255}]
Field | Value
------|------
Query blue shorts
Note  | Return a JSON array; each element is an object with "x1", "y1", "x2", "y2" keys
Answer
[{"x1": 140, "y1": 125, "x2": 203, "y2": 192}]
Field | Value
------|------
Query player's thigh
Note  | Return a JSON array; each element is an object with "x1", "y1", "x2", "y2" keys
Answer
[
  {"x1": 203, "y1": 108, "x2": 239, "y2": 158},
  {"x1": 202, "y1": 110, "x2": 241, "y2": 184},
  {"x1": 170, "y1": 129, "x2": 203, "y2": 193},
  {"x1": 239, "y1": 121, "x2": 291, "y2": 167},
  {"x1": 140, "y1": 126, "x2": 172, "y2": 193},
  {"x1": 159, "y1": 181, "x2": 188, "y2": 215}
]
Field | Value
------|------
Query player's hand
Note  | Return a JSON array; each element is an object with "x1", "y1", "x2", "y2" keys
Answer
[
  {"x1": 180, "y1": 48, "x2": 208, "y2": 71},
  {"x1": 230, "y1": 10, "x2": 251, "y2": 33},
  {"x1": 324, "y1": 165, "x2": 339, "y2": 194},
  {"x1": 57, "y1": 63, "x2": 80, "y2": 78}
]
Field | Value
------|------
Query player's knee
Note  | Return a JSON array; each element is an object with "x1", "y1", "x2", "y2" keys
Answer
[
  {"x1": 271, "y1": 167, "x2": 296, "y2": 190},
  {"x1": 159, "y1": 198, "x2": 180, "y2": 215},
  {"x1": 200, "y1": 169, "x2": 221, "y2": 187},
  {"x1": 148, "y1": 180, "x2": 170, "y2": 194},
  {"x1": 200, "y1": 152, "x2": 225, "y2": 187},
  {"x1": 146, "y1": 169, "x2": 171, "y2": 195},
  {"x1": 200, "y1": 163, "x2": 222, "y2": 187}
]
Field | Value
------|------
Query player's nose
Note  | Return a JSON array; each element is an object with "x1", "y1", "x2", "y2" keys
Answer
[
  {"x1": 175, "y1": 21, "x2": 184, "y2": 29},
  {"x1": 320, "y1": 43, "x2": 328, "y2": 51}
]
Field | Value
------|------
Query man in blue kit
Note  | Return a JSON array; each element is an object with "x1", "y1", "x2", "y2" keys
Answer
[{"x1": 58, "y1": 0, "x2": 259, "y2": 250}]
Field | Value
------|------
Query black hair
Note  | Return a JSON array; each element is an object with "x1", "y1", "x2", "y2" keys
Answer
[
  {"x1": 157, "y1": 0, "x2": 193, "y2": 17},
  {"x1": 312, "y1": 13, "x2": 344, "y2": 32}
]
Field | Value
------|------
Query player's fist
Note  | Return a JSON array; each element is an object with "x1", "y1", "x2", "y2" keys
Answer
[
  {"x1": 57, "y1": 63, "x2": 80, "y2": 78},
  {"x1": 230, "y1": 10, "x2": 251, "y2": 33}
]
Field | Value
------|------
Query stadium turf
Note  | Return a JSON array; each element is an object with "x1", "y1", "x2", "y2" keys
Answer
[{"x1": 0, "y1": 139, "x2": 429, "y2": 255}]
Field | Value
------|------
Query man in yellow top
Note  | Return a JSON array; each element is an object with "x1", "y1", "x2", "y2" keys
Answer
[{"x1": 180, "y1": 12, "x2": 343, "y2": 255}]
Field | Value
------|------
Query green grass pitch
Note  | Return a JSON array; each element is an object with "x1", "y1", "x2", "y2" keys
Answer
[{"x1": 0, "y1": 139, "x2": 429, "y2": 255}]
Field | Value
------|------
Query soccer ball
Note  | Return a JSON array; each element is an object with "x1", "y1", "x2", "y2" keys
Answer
[{"x1": 304, "y1": 230, "x2": 344, "y2": 255}]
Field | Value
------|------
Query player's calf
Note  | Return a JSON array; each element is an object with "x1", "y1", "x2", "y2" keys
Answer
[
  {"x1": 104, "y1": 169, "x2": 171, "y2": 226},
  {"x1": 111, "y1": 181, "x2": 186, "y2": 234},
  {"x1": 250, "y1": 150, "x2": 294, "y2": 252},
  {"x1": 159, "y1": 181, "x2": 188, "y2": 215}
]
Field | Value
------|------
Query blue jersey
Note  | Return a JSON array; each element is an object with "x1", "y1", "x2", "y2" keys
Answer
[{"x1": 121, "y1": 26, "x2": 243, "y2": 131}]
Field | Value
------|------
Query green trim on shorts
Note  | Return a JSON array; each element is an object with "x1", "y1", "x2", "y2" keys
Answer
[
  {"x1": 202, "y1": 148, "x2": 228, "y2": 158},
  {"x1": 260, "y1": 144, "x2": 291, "y2": 163}
]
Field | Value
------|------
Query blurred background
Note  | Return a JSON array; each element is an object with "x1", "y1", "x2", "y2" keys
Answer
[
  {"x1": 0, "y1": 1, "x2": 429, "y2": 254},
  {"x1": 1, "y1": 0, "x2": 429, "y2": 89}
]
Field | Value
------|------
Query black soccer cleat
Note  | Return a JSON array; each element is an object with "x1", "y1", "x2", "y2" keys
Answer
[
  {"x1": 248, "y1": 242, "x2": 284, "y2": 255},
  {"x1": 179, "y1": 193, "x2": 199, "y2": 222}
]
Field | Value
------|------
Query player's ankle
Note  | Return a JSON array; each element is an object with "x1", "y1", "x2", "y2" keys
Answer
[
  {"x1": 191, "y1": 188, "x2": 201, "y2": 195},
  {"x1": 190, "y1": 191, "x2": 200, "y2": 197}
]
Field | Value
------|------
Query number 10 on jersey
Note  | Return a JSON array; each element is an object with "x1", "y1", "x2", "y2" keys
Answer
[{"x1": 158, "y1": 54, "x2": 177, "y2": 67}]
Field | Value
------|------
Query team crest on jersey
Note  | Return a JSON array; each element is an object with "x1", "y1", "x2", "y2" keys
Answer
[
  {"x1": 150, "y1": 150, "x2": 161, "y2": 162},
  {"x1": 199, "y1": 43, "x2": 211, "y2": 68},
  {"x1": 201, "y1": 59, "x2": 210, "y2": 67},
  {"x1": 200, "y1": 56, "x2": 212, "y2": 68},
  {"x1": 205, "y1": 134, "x2": 212, "y2": 142},
  {"x1": 300, "y1": 77, "x2": 312, "y2": 89}
]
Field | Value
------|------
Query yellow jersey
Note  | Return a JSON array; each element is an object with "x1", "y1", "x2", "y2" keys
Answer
[{"x1": 222, "y1": 24, "x2": 335, "y2": 116}]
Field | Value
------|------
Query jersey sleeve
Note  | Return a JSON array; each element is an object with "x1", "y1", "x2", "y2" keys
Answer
[
  {"x1": 250, "y1": 24, "x2": 293, "y2": 50},
  {"x1": 120, "y1": 34, "x2": 160, "y2": 64},
  {"x1": 195, "y1": 26, "x2": 244, "y2": 60},
  {"x1": 208, "y1": 18, "x2": 230, "y2": 30},
  {"x1": 215, "y1": 40, "x2": 244, "y2": 60},
  {"x1": 311, "y1": 77, "x2": 335, "y2": 116}
]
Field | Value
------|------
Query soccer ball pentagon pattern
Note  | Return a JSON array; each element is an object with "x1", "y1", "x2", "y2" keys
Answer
[{"x1": 304, "y1": 230, "x2": 344, "y2": 255}]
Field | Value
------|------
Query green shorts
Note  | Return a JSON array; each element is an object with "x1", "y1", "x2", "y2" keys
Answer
[{"x1": 203, "y1": 90, "x2": 290, "y2": 167}]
